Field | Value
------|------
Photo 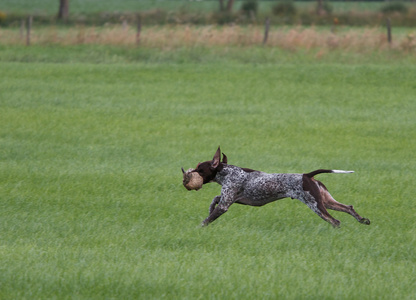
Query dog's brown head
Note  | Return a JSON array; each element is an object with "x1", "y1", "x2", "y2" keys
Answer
[{"x1": 182, "y1": 147, "x2": 227, "y2": 191}]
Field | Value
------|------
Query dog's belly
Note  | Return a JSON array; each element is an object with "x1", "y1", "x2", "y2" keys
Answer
[
  {"x1": 235, "y1": 194, "x2": 286, "y2": 206},
  {"x1": 235, "y1": 173, "x2": 303, "y2": 206}
]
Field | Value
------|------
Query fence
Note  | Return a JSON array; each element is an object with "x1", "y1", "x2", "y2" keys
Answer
[{"x1": 18, "y1": 15, "x2": 401, "y2": 49}]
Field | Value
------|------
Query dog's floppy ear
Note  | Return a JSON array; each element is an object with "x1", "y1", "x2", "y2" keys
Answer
[
  {"x1": 222, "y1": 153, "x2": 227, "y2": 164},
  {"x1": 211, "y1": 147, "x2": 221, "y2": 169}
]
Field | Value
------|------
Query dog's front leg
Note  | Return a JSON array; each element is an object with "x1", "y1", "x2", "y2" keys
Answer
[
  {"x1": 209, "y1": 196, "x2": 221, "y2": 215},
  {"x1": 202, "y1": 204, "x2": 229, "y2": 226},
  {"x1": 202, "y1": 189, "x2": 236, "y2": 227}
]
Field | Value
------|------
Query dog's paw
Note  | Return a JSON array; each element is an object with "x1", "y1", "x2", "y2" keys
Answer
[
  {"x1": 360, "y1": 218, "x2": 371, "y2": 225},
  {"x1": 332, "y1": 220, "x2": 341, "y2": 228}
]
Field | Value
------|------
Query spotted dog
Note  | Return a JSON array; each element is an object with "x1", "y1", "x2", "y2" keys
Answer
[{"x1": 182, "y1": 147, "x2": 370, "y2": 227}]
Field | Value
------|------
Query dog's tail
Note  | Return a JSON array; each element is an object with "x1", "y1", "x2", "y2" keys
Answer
[{"x1": 305, "y1": 169, "x2": 354, "y2": 178}]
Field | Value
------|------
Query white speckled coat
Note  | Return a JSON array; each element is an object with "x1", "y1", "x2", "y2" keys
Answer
[{"x1": 214, "y1": 165, "x2": 304, "y2": 206}]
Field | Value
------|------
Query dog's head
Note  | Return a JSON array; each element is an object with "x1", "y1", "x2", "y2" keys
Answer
[{"x1": 182, "y1": 147, "x2": 227, "y2": 191}]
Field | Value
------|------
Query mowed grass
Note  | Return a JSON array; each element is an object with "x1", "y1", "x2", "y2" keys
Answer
[{"x1": 1, "y1": 54, "x2": 416, "y2": 299}]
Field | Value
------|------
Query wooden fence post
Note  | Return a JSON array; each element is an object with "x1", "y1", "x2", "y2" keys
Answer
[
  {"x1": 386, "y1": 18, "x2": 392, "y2": 45},
  {"x1": 26, "y1": 15, "x2": 32, "y2": 46},
  {"x1": 136, "y1": 15, "x2": 141, "y2": 46},
  {"x1": 263, "y1": 18, "x2": 270, "y2": 45}
]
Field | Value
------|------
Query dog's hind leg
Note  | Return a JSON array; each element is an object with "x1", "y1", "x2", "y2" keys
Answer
[
  {"x1": 321, "y1": 189, "x2": 370, "y2": 225},
  {"x1": 301, "y1": 176, "x2": 341, "y2": 227},
  {"x1": 297, "y1": 192, "x2": 341, "y2": 228}
]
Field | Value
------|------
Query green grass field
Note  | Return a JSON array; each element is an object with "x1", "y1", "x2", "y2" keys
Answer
[
  {"x1": 1, "y1": 45, "x2": 416, "y2": 299},
  {"x1": 1, "y1": 0, "x2": 390, "y2": 15}
]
